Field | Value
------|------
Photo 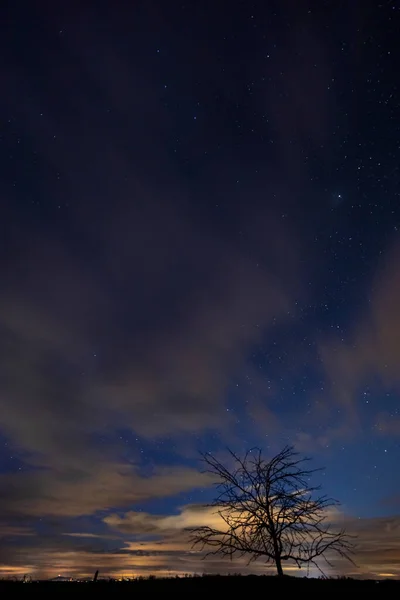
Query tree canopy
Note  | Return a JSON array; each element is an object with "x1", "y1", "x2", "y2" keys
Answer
[{"x1": 190, "y1": 445, "x2": 355, "y2": 576}]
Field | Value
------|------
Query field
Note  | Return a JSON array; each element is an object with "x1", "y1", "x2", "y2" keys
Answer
[{"x1": 0, "y1": 574, "x2": 399, "y2": 595}]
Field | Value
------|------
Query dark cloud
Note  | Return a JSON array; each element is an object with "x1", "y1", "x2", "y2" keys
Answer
[
  {"x1": 0, "y1": 11, "x2": 306, "y2": 523},
  {"x1": 0, "y1": 464, "x2": 213, "y2": 518},
  {"x1": 0, "y1": 7, "x2": 310, "y2": 578}
]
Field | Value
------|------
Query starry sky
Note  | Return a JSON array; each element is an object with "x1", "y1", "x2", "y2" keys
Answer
[{"x1": 1, "y1": 0, "x2": 400, "y2": 581}]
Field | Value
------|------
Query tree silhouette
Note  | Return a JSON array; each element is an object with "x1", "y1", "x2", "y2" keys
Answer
[{"x1": 190, "y1": 446, "x2": 355, "y2": 576}]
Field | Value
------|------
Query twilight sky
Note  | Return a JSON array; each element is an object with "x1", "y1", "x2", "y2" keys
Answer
[{"x1": 1, "y1": 0, "x2": 400, "y2": 580}]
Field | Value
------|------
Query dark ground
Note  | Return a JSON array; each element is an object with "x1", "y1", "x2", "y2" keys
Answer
[{"x1": 0, "y1": 574, "x2": 399, "y2": 595}]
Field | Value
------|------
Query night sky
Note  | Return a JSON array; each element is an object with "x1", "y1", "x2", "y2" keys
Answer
[{"x1": 1, "y1": 0, "x2": 400, "y2": 580}]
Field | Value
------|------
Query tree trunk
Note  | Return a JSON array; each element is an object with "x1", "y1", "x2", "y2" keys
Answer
[
  {"x1": 272, "y1": 533, "x2": 283, "y2": 576},
  {"x1": 275, "y1": 555, "x2": 284, "y2": 577}
]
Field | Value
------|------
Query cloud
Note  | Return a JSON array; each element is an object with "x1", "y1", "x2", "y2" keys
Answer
[
  {"x1": 0, "y1": 3, "x2": 332, "y2": 579},
  {"x1": 0, "y1": 137, "x2": 304, "y2": 526},
  {"x1": 106, "y1": 507, "x2": 400, "y2": 580},
  {"x1": 0, "y1": 525, "x2": 35, "y2": 538},
  {"x1": 104, "y1": 503, "x2": 400, "y2": 579},
  {"x1": 0, "y1": 12, "x2": 306, "y2": 512},
  {"x1": 375, "y1": 413, "x2": 400, "y2": 436},
  {"x1": 344, "y1": 515, "x2": 400, "y2": 578},
  {"x1": 0, "y1": 200, "x2": 301, "y2": 521},
  {"x1": 315, "y1": 240, "x2": 400, "y2": 439},
  {"x1": 0, "y1": 464, "x2": 212, "y2": 518},
  {"x1": 63, "y1": 533, "x2": 117, "y2": 539},
  {"x1": 2, "y1": 503, "x2": 400, "y2": 580},
  {"x1": 0, "y1": 11, "x2": 311, "y2": 576},
  {"x1": 104, "y1": 504, "x2": 225, "y2": 536}
]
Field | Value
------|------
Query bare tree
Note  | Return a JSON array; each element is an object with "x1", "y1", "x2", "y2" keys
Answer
[{"x1": 189, "y1": 446, "x2": 355, "y2": 576}]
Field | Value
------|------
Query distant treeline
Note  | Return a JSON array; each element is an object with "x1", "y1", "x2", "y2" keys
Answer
[{"x1": 0, "y1": 574, "x2": 399, "y2": 588}]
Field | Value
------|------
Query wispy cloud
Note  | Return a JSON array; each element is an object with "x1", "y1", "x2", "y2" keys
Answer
[{"x1": 311, "y1": 240, "x2": 400, "y2": 443}]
